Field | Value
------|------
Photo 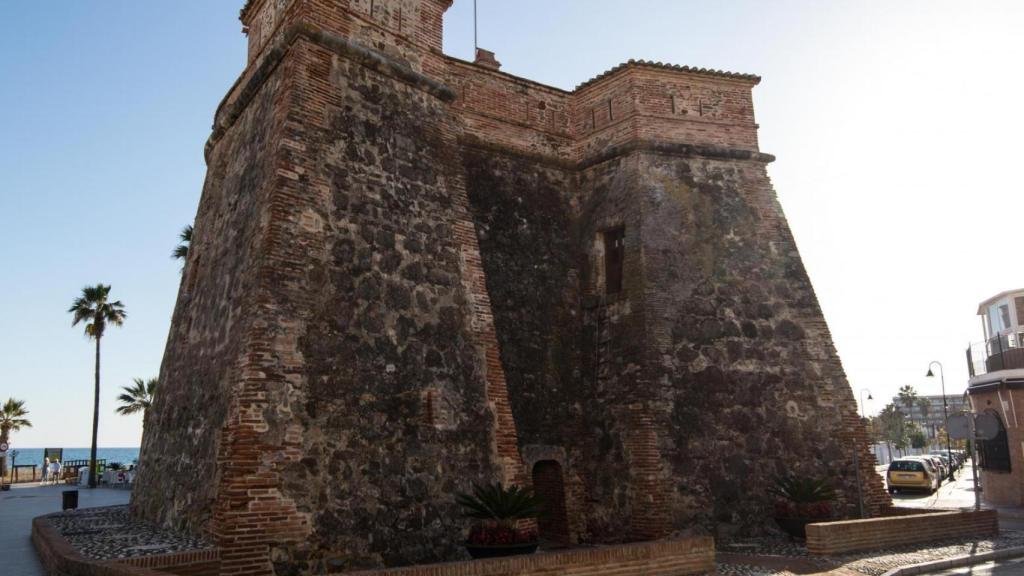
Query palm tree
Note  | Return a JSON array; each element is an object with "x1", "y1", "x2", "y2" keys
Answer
[
  {"x1": 898, "y1": 385, "x2": 919, "y2": 424},
  {"x1": 172, "y1": 225, "x2": 192, "y2": 264},
  {"x1": 0, "y1": 399, "x2": 32, "y2": 479},
  {"x1": 69, "y1": 284, "x2": 126, "y2": 488},
  {"x1": 917, "y1": 397, "x2": 932, "y2": 447},
  {"x1": 116, "y1": 378, "x2": 157, "y2": 417},
  {"x1": 879, "y1": 403, "x2": 906, "y2": 459}
]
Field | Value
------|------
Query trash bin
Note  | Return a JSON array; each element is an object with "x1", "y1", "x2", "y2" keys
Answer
[{"x1": 62, "y1": 489, "x2": 79, "y2": 510}]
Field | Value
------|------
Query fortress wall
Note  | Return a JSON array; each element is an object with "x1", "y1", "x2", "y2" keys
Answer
[
  {"x1": 264, "y1": 34, "x2": 514, "y2": 572},
  {"x1": 135, "y1": 1, "x2": 892, "y2": 572},
  {"x1": 459, "y1": 144, "x2": 592, "y2": 542},
  {"x1": 131, "y1": 49, "x2": 289, "y2": 537},
  {"x1": 574, "y1": 152, "x2": 675, "y2": 541},
  {"x1": 141, "y1": 12, "x2": 525, "y2": 574},
  {"x1": 632, "y1": 150, "x2": 887, "y2": 533}
]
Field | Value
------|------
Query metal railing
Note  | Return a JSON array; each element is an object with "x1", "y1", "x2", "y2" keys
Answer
[{"x1": 966, "y1": 335, "x2": 1024, "y2": 377}]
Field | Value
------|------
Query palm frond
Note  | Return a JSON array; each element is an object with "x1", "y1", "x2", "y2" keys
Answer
[
  {"x1": 455, "y1": 482, "x2": 545, "y2": 521},
  {"x1": 173, "y1": 225, "x2": 193, "y2": 261},
  {"x1": 69, "y1": 285, "x2": 126, "y2": 339},
  {"x1": 0, "y1": 398, "x2": 32, "y2": 432},
  {"x1": 115, "y1": 377, "x2": 155, "y2": 416},
  {"x1": 768, "y1": 476, "x2": 836, "y2": 504}
]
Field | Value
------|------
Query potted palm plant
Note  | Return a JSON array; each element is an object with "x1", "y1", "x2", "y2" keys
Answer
[
  {"x1": 769, "y1": 476, "x2": 837, "y2": 539},
  {"x1": 455, "y1": 482, "x2": 543, "y2": 559}
]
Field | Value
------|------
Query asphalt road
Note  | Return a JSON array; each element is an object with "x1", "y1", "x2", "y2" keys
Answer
[
  {"x1": 880, "y1": 461, "x2": 1024, "y2": 573},
  {"x1": 885, "y1": 462, "x2": 979, "y2": 510}
]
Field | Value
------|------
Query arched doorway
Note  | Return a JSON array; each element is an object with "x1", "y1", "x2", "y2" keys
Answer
[
  {"x1": 532, "y1": 460, "x2": 570, "y2": 546},
  {"x1": 979, "y1": 410, "x2": 1011, "y2": 472}
]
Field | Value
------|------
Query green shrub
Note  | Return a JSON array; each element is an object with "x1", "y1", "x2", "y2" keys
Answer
[{"x1": 455, "y1": 482, "x2": 544, "y2": 524}]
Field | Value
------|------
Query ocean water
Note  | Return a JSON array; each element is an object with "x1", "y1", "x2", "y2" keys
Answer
[{"x1": 4, "y1": 447, "x2": 140, "y2": 469}]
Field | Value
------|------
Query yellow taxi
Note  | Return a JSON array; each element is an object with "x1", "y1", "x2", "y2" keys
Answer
[{"x1": 887, "y1": 458, "x2": 939, "y2": 494}]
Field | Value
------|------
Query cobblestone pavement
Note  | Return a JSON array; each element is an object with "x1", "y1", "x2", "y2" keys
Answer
[
  {"x1": 0, "y1": 483, "x2": 129, "y2": 576},
  {"x1": 717, "y1": 530, "x2": 1024, "y2": 575},
  {"x1": 47, "y1": 504, "x2": 213, "y2": 560},
  {"x1": 716, "y1": 563, "x2": 789, "y2": 575}
]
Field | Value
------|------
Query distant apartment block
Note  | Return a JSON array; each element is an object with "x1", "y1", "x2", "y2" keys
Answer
[{"x1": 891, "y1": 394, "x2": 966, "y2": 438}]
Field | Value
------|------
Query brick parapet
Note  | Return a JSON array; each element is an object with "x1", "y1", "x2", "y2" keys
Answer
[
  {"x1": 447, "y1": 60, "x2": 760, "y2": 164},
  {"x1": 342, "y1": 536, "x2": 715, "y2": 576},
  {"x1": 225, "y1": 4, "x2": 763, "y2": 167},
  {"x1": 806, "y1": 510, "x2": 998, "y2": 555},
  {"x1": 244, "y1": 0, "x2": 450, "y2": 70}
]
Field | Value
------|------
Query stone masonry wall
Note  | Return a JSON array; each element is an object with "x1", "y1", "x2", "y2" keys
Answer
[
  {"x1": 272, "y1": 37, "x2": 515, "y2": 572},
  {"x1": 132, "y1": 53, "x2": 285, "y2": 535},
  {"x1": 139, "y1": 15, "x2": 527, "y2": 575},
  {"x1": 627, "y1": 149, "x2": 887, "y2": 534},
  {"x1": 136, "y1": 0, "x2": 890, "y2": 572}
]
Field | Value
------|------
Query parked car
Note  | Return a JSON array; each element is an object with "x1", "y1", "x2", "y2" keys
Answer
[
  {"x1": 887, "y1": 458, "x2": 939, "y2": 494},
  {"x1": 919, "y1": 456, "x2": 947, "y2": 482},
  {"x1": 930, "y1": 452, "x2": 957, "y2": 474}
]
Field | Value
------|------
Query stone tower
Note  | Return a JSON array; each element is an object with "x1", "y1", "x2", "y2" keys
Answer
[{"x1": 133, "y1": 0, "x2": 889, "y2": 574}]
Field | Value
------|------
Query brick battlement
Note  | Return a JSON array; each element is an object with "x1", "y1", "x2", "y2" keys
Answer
[{"x1": 233, "y1": 1, "x2": 760, "y2": 163}]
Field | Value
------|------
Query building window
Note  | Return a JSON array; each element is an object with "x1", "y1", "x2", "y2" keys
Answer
[
  {"x1": 978, "y1": 410, "x2": 1011, "y2": 472},
  {"x1": 602, "y1": 227, "x2": 624, "y2": 295}
]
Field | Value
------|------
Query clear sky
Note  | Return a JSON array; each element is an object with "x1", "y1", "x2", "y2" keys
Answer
[{"x1": 1, "y1": 1, "x2": 1021, "y2": 448}]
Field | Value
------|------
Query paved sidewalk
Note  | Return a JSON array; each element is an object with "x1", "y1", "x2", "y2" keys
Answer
[
  {"x1": 0, "y1": 483, "x2": 130, "y2": 576},
  {"x1": 923, "y1": 556, "x2": 1024, "y2": 575}
]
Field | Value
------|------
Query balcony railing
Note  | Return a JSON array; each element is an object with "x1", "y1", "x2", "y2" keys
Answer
[{"x1": 967, "y1": 334, "x2": 1024, "y2": 377}]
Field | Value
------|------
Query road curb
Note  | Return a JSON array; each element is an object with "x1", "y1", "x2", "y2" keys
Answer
[{"x1": 879, "y1": 545, "x2": 1024, "y2": 575}]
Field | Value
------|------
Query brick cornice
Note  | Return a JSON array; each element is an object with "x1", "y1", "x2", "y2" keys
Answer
[{"x1": 459, "y1": 134, "x2": 776, "y2": 171}]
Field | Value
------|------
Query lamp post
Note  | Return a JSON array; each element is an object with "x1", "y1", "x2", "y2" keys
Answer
[
  {"x1": 859, "y1": 388, "x2": 873, "y2": 420},
  {"x1": 852, "y1": 388, "x2": 873, "y2": 519},
  {"x1": 859, "y1": 388, "x2": 874, "y2": 453},
  {"x1": 927, "y1": 361, "x2": 954, "y2": 481}
]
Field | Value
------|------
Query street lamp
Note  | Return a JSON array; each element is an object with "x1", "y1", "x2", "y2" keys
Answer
[
  {"x1": 859, "y1": 388, "x2": 873, "y2": 420},
  {"x1": 927, "y1": 361, "x2": 954, "y2": 481}
]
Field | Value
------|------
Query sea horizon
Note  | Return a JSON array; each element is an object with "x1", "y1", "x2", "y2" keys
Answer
[{"x1": 4, "y1": 447, "x2": 141, "y2": 470}]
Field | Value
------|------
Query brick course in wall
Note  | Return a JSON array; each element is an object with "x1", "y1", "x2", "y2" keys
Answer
[{"x1": 131, "y1": 0, "x2": 890, "y2": 573}]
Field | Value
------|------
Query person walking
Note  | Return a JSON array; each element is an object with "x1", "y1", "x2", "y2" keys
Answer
[
  {"x1": 42, "y1": 456, "x2": 50, "y2": 484},
  {"x1": 50, "y1": 459, "x2": 60, "y2": 485}
]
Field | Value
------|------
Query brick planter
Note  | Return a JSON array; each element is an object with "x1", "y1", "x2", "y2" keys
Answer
[
  {"x1": 32, "y1": 514, "x2": 220, "y2": 576},
  {"x1": 34, "y1": 508, "x2": 711, "y2": 576},
  {"x1": 806, "y1": 509, "x2": 999, "y2": 555},
  {"x1": 343, "y1": 536, "x2": 715, "y2": 576}
]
